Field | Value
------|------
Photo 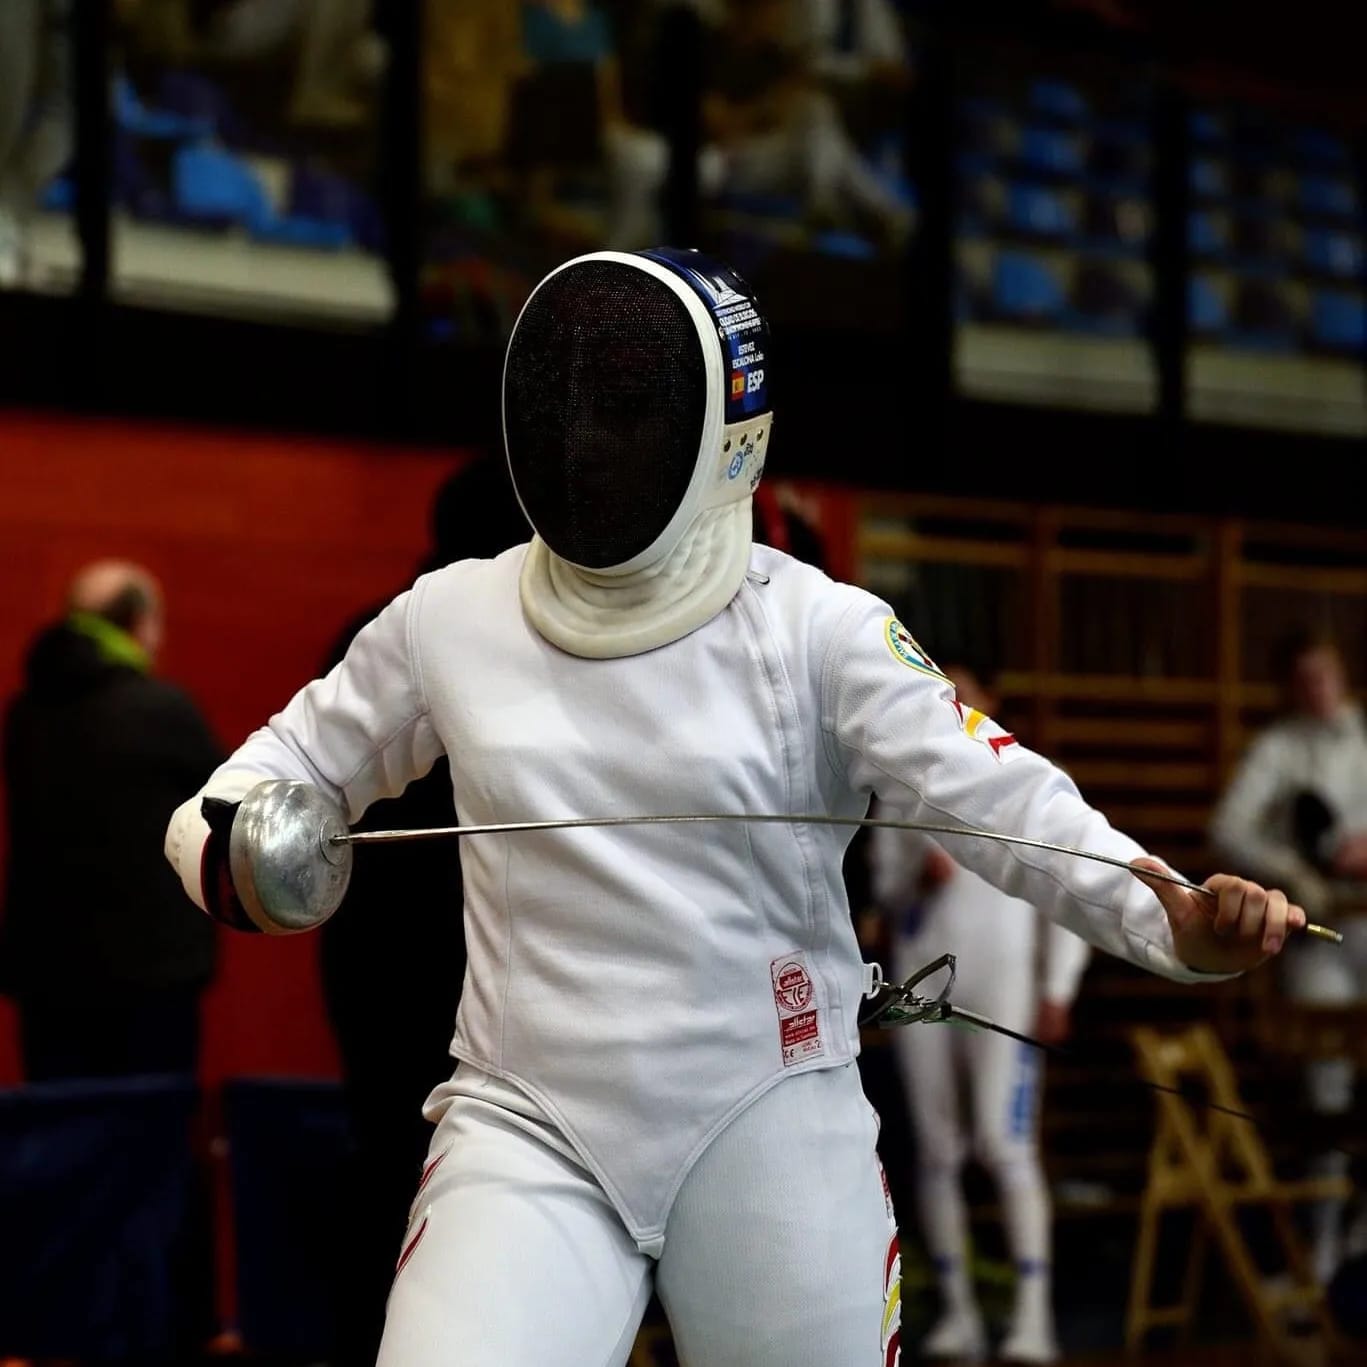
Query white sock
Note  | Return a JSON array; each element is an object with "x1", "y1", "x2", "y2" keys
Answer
[
  {"x1": 994, "y1": 1151, "x2": 1055, "y2": 1333},
  {"x1": 1010, "y1": 1262, "x2": 1052, "y2": 1332}
]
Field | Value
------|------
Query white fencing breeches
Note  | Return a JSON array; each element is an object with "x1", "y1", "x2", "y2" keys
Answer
[{"x1": 378, "y1": 1061, "x2": 902, "y2": 1367}]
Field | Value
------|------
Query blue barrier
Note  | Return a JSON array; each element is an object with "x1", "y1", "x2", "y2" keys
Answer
[
  {"x1": 0, "y1": 1076, "x2": 201, "y2": 1360},
  {"x1": 225, "y1": 1078, "x2": 354, "y2": 1358}
]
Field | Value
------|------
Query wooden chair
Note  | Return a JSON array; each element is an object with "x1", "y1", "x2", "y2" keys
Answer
[{"x1": 1125, "y1": 1024, "x2": 1351, "y2": 1360}]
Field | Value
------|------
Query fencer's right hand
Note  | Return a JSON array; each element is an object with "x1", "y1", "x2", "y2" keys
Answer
[{"x1": 1131, "y1": 859, "x2": 1305, "y2": 974}]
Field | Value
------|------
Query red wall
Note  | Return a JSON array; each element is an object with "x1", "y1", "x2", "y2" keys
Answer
[{"x1": 0, "y1": 411, "x2": 466, "y2": 1089}]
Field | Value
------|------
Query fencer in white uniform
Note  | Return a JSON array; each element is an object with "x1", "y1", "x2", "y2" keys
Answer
[
  {"x1": 870, "y1": 669, "x2": 1089, "y2": 1364},
  {"x1": 166, "y1": 248, "x2": 1304, "y2": 1367},
  {"x1": 1210, "y1": 633, "x2": 1367, "y2": 1284}
]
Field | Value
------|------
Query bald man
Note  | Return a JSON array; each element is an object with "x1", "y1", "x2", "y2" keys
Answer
[{"x1": 0, "y1": 561, "x2": 221, "y2": 1080}]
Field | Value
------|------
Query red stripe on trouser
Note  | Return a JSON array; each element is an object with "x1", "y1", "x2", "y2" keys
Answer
[
  {"x1": 395, "y1": 1216, "x2": 428, "y2": 1277},
  {"x1": 415, "y1": 1148, "x2": 446, "y2": 1200}
]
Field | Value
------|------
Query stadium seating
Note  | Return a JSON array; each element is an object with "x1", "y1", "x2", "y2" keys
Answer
[
  {"x1": 1304, "y1": 227, "x2": 1363, "y2": 278},
  {"x1": 1005, "y1": 182, "x2": 1076, "y2": 238},
  {"x1": 1185, "y1": 106, "x2": 1364, "y2": 363},
  {"x1": 992, "y1": 249, "x2": 1066, "y2": 320},
  {"x1": 956, "y1": 72, "x2": 1154, "y2": 343},
  {"x1": 1188, "y1": 274, "x2": 1229, "y2": 336},
  {"x1": 1019, "y1": 126, "x2": 1085, "y2": 178},
  {"x1": 1029, "y1": 78, "x2": 1089, "y2": 124},
  {"x1": 1311, "y1": 290, "x2": 1367, "y2": 353},
  {"x1": 112, "y1": 72, "x2": 378, "y2": 251}
]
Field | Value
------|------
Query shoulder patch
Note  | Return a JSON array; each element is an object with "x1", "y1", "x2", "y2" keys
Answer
[
  {"x1": 949, "y1": 696, "x2": 1022, "y2": 764},
  {"x1": 883, "y1": 618, "x2": 948, "y2": 681}
]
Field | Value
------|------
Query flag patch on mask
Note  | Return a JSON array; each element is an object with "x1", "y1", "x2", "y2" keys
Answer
[
  {"x1": 883, "y1": 618, "x2": 947, "y2": 680},
  {"x1": 950, "y1": 697, "x2": 1021, "y2": 763}
]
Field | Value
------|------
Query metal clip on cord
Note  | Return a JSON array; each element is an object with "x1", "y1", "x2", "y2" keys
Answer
[{"x1": 859, "y1": 953, "x2": 959, "y2": 1029}]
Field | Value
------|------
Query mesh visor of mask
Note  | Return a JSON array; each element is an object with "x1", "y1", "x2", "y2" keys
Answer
[{"x1": 504, "y1": 258, "x2": 711, "y2": 572}]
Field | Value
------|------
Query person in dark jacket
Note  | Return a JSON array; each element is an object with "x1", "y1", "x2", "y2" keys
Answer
[
  {"x1": 0, "y1": 560, "x2": 221, "y2": 1080},
  {"x1": 319, "y1": 456, "x2": 531, "y2": 1366}
]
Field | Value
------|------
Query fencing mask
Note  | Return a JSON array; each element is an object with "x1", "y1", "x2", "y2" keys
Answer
[{"x1": 504, "y1": 247, "x2": 772, "y2": 659}]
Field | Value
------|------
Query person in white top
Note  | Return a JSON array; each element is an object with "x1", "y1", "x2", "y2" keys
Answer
[
  {"x1": 166, "y1": 248, "x2": 1305, "y2": 1367},
  {"x1": 871, "y1": 663, "x2": 1089, "y2": 1364},
  {"x1": 1211, "y1": 631, "x2": 1367, "y2": 916},
  {"x1": 788, "y1": 0, "x2": 908, "y2": 83},
  {"x1": 1211, "y1": 630, "x2": 1367, "y2": 1284}
]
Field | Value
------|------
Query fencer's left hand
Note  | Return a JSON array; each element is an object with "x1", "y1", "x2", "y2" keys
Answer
[{"x1": 1130, "y1": 858, "x2": 1306, "y2": 974}]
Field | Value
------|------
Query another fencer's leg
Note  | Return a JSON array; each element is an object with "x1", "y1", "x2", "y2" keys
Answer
[
  {"x1": 377, "y1": 1067, "x2": 653, "y2": 1367},
  {"x1": 971, "y1": 1032, "x2": 1057, "y2": 1364},
  {"x1": 656, "y1": 1063, "x2": 900, "y2": 1367},
  {"x1": 893, "y1": 1016, "x2": 984, "y2": 1361}
]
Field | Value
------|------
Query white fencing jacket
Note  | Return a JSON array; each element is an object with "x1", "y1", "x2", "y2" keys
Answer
[{"x1": 179, "y1": 543, "x2": 1210, "y2": 1248}]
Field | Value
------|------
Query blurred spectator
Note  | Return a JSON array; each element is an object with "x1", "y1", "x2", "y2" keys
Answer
[
  {"x1": 1211, "y1": 628, "x2": 1367, "y2": 1284},
  {"x1": 119, "y1": 0, "x2": 382, "y2": 128},
  {"x1": 424, "y1": 0, "x2": 525, "y2": 190},
  {"x1": 598, "y1": 0, "x2": 910, "y2": 249},
  {"x1": 0, "y1": 561, "x2": 221, "y2": 1080},
  {"x1": 787, "y1": 0, "x2": 911, "y2": 149},
  {"x1": 1212, "y1": 630, "x2": 1367, "y2": 911},
  {"x1": 869, "y1": 662, "x2": 1089, "y2": 1364},
  {"x1": 424, "y1": 0, "x2": 663, "y2": 248},
  {"x1": 424, "y1": 1, "x2": 909, "y2": 253},
  {"x1": 698, "y1": 0, "x2": 911, "y2": 245},
  {"x1": 208, "y1": 0, "x2": 381, "y2": 127},
  {"x1": 0, "y1": 0, "x2": 72, "y2": 287},
  {"x1": 789, "y1": 0, "x2": 908, "y2": 84},
  {"x1": 514, "y1": 0, "x2": 668, "y2": 249},
  {"x1": 522, "y1": 0, "x2": 616, "y2": 65},
  {"x1": 319, "y1": 455, "x2": 529, "y2": 1366}
]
